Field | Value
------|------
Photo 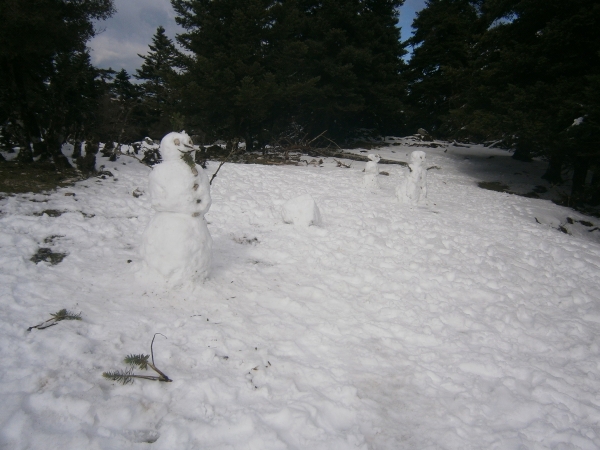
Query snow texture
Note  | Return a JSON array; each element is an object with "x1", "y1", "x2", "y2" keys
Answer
[
  {"x1": 397, "y1": 150, "x2": 428, "y2": 205},
  {"x1": 1, "y1": 140, "x2": 600, "y2": 449},
  {"x1": 139, "y1": 132, "x2": 212, "y2": 285},
  {"x1": 362, "y1": 153, "x2": 380, "y2": 190},
  {"x1": 281, "y1": 194, "x2": 322, "y2": 227}
]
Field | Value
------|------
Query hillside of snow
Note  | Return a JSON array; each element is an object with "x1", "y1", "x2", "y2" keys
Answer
[{"x1": 1, "y1": 140, "x2": 600, "y2": 449}]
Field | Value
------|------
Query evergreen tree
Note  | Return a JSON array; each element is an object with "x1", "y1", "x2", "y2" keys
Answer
[
  {"x1": 456, "y1": 0, "x2": 600, "y2": 202},
  {"x1": 172, "y1": 0, "x2": 407, "y2": 146},
  {"x1": 135, "y1": 26, "x2": 182, "y2": 138},
  {"x1": 0, "y1": 0, "x2": 115, "y2": 166},
  {"x1": 299, "y1": 0, "x2": 408, "y2": 137},
  {"x1": 40, "y1": 50, "x2": 102, "y2": 167},
  {"x1": 172, "y1": 0, "x2": 281, "y2": 148},
  {"x1": 95, "y1": 69, "x2": 144, "y2": 151},
  {"x1": 404, "y1": 0, "x2": 483, "y2": 134}
]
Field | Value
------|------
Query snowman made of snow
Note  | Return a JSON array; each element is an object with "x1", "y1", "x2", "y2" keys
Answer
[
  {"x1": 362, "y1": 153, "x2": 381, "y2": 190},
  {"x1": 139, "y1": 131, "x2": 212, "y2": 285},
  {"x1": 396, "y1": 150, "x2": 428, "y2": 205}
]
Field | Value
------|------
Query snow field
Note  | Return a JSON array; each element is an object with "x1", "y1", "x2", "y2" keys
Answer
[{"x1": 0, "y1": 144, "x2": 599, "y2": 449}]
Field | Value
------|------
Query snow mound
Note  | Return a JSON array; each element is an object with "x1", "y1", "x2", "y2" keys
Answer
[
  {"x1": 1, "y1": 139, "x2": 600, "y2": 449},
  {"x1": 281, "y1": 194, "x2": 322, "y2": 227}
]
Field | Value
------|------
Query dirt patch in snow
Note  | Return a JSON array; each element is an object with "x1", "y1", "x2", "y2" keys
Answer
[{"x1": 0, "y1": 161, "x2": 83, "y2": 194}]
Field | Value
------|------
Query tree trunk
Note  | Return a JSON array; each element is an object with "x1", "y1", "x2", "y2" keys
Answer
[
  {"x1": 589, "y1": 169, "x2": 600, "y2": 206},
  {"x1": 245, "y1": 134, "x2": 254, "y2": 152},
  {"x1": 76, "y1": 140, "x2": 98, "y2": 174},
  {"x1": 570, "y1": 158, "x2": 589, "y2": 205},
  {"x1": 45, "y1": 131, "x2": 72, "y2": 170},
  {"x1": 541, "y1": 151, "x2": 564, "y2": 184},
  {"x1": 512, "y1": 143, "x2": 533, "y2": 162},
  {"x1": 72, "y1": 139, "x2": 83, "y2": 159},
  {"x1": 15, "y1": 138, "x2": 33, "y2": 163}
]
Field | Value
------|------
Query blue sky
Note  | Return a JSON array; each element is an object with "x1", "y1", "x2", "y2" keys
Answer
[{"x1": 89, "y1": 0, "x2": 427, "y2": 75}]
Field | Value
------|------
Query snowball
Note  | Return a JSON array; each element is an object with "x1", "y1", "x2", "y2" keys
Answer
[
  {"x1": 159, "y1": 131, "x2": 194, "y2": 161},
  {"x1": 281, "y1": 194, "x2": 322, "y2": 227}
]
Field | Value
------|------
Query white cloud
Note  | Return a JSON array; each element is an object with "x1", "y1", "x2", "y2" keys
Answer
[
  {"x1": 88, "y1": 0, "x2": 183, "y2": 74},
  {"x1": 88, "y1": 34, "x2": 149, "y2": 73}
]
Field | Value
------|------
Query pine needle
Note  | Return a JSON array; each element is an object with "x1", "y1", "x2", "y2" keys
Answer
[
  {"x1": 103, "y1": 334, "x2": 172, "y2": 384},
  {"x1": 180, "y1": 152, "x2": 198, "y2": 175},
  {"x1": 103, "y1": 369, "x2": 135, "y2": 385},
  {"x1": 124, "y1": 354, "x2": 149, "y2": 370},
  {"x1": 51, "y1": 309, "x2": 82, "y2": 321},
  {"x1": 27, "y1": 308, "x2": 82, "y2": 331}
]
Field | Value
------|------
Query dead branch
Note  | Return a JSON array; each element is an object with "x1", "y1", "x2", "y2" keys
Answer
[
  {"x1": 209, "y1": 139, "x2": 240, "y2": 185},
  {"x1": 334, "y1": 159, "x2": 352, "y2": 168}
]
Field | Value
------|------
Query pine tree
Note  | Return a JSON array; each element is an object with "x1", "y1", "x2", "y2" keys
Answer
[
  {"x1": 173, "y1": 0, "x2": 280, "y2": 148},
  {"x1": 135, "y1": 26, "x2": 182, "y2": 138},
  {"x1": 0, "y1": 0, "x2": 115, "y2": 166},
  {"x1": 109, "y1": 69, "x2": 143, "y2": 147},
  {"x1": 457, "y1": 0, "x2": 600, "y2": 202},
  {"x1": 172, "y1": 0, "x2": 407, "y2": 146},
  {"x1": 299, "y1": 0, "x2": 408, "y2": 138},
  {"x1": 404, "y1": 0, "x2": 483, "y2": 135}
]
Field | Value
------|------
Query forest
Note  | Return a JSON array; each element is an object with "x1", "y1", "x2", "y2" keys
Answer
[{"x1": 1, "y1": 0, "x2": 599, "y2": 205}]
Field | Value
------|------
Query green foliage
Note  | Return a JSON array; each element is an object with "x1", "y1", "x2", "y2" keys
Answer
[
  {"x1": 180, "y1": 152, "x2": 197, "y2": 172},
  {"x1": 404, "y1": 0, "x2": 483, "y2": 134},
  {"x1": 407, "y1": 0, "x2": 600, "y2": 204},
  {"x1": 102, "y1": 369, "x2": 135, "y2": 385},
  {"x1": 93, "y1": 69, "x2": 146, "y2": 147},
  {"x1": 172, "y1": 0, "x2": 407, "y2": 145},
  {"x1": 135, "y1": 26, "x2": 183, "y2": 138},
  {"x1": 51, "y1": 309, "x2": 82, "y2": 321},
  {"x1": 27, "y1": 309, "x2": 82, "y2": 331},
  {"x1": 0, "y1": 0, "x2": 115, "y2": 165},
  {"x1": 124, "y1": 354, "x2": 150, "y2": 370},
  {"x1": 103, "y1": 334, "x2": 172, "y2": 385}
]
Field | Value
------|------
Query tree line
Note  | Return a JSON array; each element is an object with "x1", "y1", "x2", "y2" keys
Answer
[
  {"x1": 1, "y1": 0, "x2": 598, "y2": 205},
  {"x1": 406, "y1": 0, "x2": 600, "y2": 205}
]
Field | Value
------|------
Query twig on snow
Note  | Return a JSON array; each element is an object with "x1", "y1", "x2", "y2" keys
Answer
[
  {"x1": 27, "y1": 309, "x2": 82, "y2": 331},
  {"x1": 103, "y1": 333, "x2": 172, "y2": 384}
]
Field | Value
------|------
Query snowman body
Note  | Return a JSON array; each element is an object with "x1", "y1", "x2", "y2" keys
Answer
[
  {"x1": 362, "y1": 154, "x2": 380, "y2": 190},
  {"x1": 140, "y1": 132, "x2": 212, "y2": 284},
  {"x1": 397, "y1": 151, "x2": 427, "y2": 205}
]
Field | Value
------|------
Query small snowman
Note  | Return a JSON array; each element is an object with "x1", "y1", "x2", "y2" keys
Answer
[
  {"x1": 139, "y1": 131, "x2": 212, "y2": 285},
  {"x1": 362, "y1": 153, "x2": 381, "y2": 189},
  {"x1": 396, "y1": 150, "x2": 428, "y2": 205}
]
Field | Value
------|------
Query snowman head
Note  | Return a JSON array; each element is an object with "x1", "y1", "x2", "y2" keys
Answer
[
  {"x1": 367, "y1": 153, "x2": 381, "y2": 162},
  {"x1": 160, "y1": 131, "x2": 194, "y2": 162},
  {"x1": 410, "y1": 151, "x2": 426, "y2": 166}
]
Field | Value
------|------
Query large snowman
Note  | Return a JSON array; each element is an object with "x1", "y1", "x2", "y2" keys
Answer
[{"x1": 139, "y1": 132, "x2": 212, "y2": 285}]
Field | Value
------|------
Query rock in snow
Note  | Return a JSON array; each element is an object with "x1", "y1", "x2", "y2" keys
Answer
[
  {"x1": 281, "y1": 194, "x2": 322, "y2": 227},
  {"x1": 139, "y1": 132, "x2": 212, "y2": 284}
]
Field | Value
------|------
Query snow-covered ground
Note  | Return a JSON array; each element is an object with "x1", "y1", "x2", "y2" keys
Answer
[{"x1": 1, "y1": 140, "x2": 600, "y2": 449}]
